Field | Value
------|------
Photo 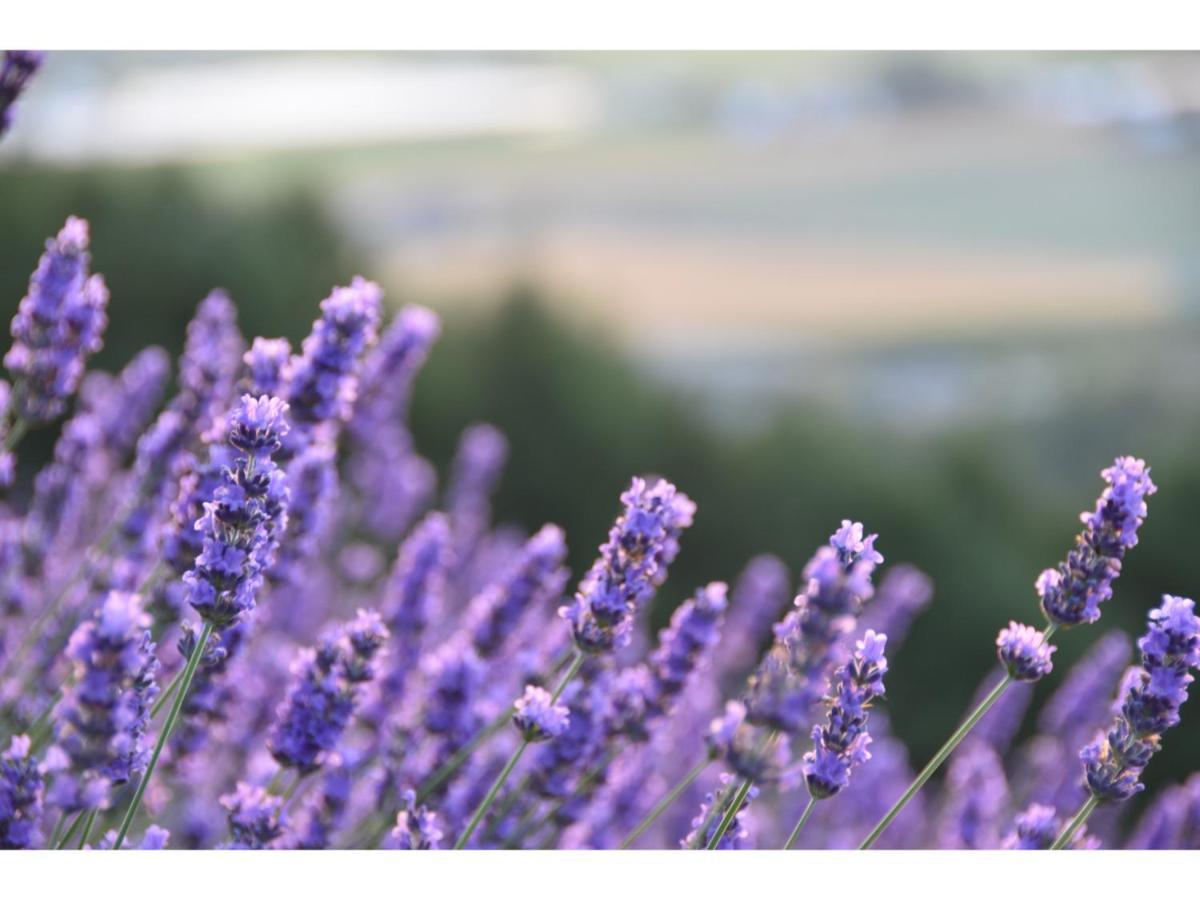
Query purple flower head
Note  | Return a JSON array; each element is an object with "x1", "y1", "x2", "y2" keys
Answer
[
  {"x1": 283, "y1": 277, "x2": 382, "y2": 441},
  {"x1": 5, "y1": 216, "x2": 108, "y2": 425},
  {"x1": 270, "y1": 441, "x2": 338, "y2": 588},
  {"x1": 388, "y1": 789, "x2": 444, "y2": 850},
  {"x1": 858, "y1": 563, "x2": 934, "y2": 651},
  {"x1": 0, "y1": 51, "x2": 44, "y2": 135},
  {"x1": 997, "y1": 622, "x2": 1056, "y2": 682},
  {"x1": 0, "y1": 50, "x2": 43, "y2": 127},
  {"x1": 465, "y1": 524, "x2": 569, "y2": 658},
  {"x1": 1081, "y1": 594, "x2": 1200, "y2": 803},
  {"x1": 803, "y1": 630, "x2": 888, "y2": 799},
  {"x1": 174, "y1": 290, "x2": 244, "y2": 437},
  {"x1": 560, "y1": 477, "x2": 695, "y2": 654},
  {"x1": 744, "y1": 522, "x2": 882, "y2": 735},
  {"x1": 242, "y1": 337, "x2": 292, "y2": 397},
  {"x1": 936, "y1": 739, "x2": 1008, "y2": 849},
  {"x1": 1038, "y1": 457, "x2": 1156, "y2": 627},
  {"x1": 647, "y1": 581, "x2": 728, "y2": 717},
  {"x1": 269, "y1": 611, "x2": 386, "y2": 774},
  {"x1": 682, "y1": 771, "x2": 757, "y2": 849},
  {"x1": 185, "y1": 395, "x2": 290, "y2": 629},
  {"x1": 50, "y1": 591, "x2": 159, "y2": 809},
  {"x1": 421, "y1": 638, "x2": 484, "y2": 742},
  {"x1": 220, "y1": 783, "x2": 284, "y2": 849},
  {"x1": 356, "y1": 304, "x2": 440, "y2": 425},
  {"x1": 294, "y1": 753, "x2": 354, "y2": 849},
  {"x1": 720, "y1": 555, "x2": 791, "y2": 681},
  {"x1": 1002, "y1": 803, "x2": 1098, "y2": 850},
  {"x1": 513, "y1": 685, "x2": 570, "y2": 743},
  {"x1": 0, "y1": 735, "x2": 44, "y2": 849}
]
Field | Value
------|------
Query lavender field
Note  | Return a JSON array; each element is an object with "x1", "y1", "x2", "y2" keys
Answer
[{"x1": 2, "y1": 50, "x2": 1200, "y2": 852}]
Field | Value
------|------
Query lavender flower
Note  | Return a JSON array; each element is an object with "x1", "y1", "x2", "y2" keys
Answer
[
  {"x1": 387, "y1": 789, "x2": 444, "y2": 850},
  {"x1": 49, "y1": 592, "x2": 159, "y2": 810},
  {"x1": 719, "y1": 555, "x2": 791, "y2": 685},
  {"x1": 4, "y1": 216, "x2": 109, "y2": 426},
  {"x1": 421, "y1": 639, "x2": 485, "y2": 744},
  {"x1": 0, "y1": 51, "x2": 44, "y2": 137},
  {"x1": 803, "y1": 630, "x2": 889, "y2": 799},
  {"x1": 282, "y1": 277, "x2": 381, "y2": 442},
  {"x1": 446, "y1": 423, "x2": 508, "y2": 572},
  {"x1": 561, "y1": 477, "x2": 695, "y2": 654},
  {"x1": 221, "y1": 783, "x2": 284, "y2": 849},
  {"x1": 936, "y1": 739, "x2": 1008, "y2": 849},
  {"x1": 744, "y1": 521, "x2": 882, "y2": 736},
  {"x1": 647, "y1": 582, "x2": 728, "y2": 718},
  {"x1": 269, "y1": 611, "x2": 389, "y2": 774},
  {"x1": 1080, "y1": 594, "x2": 1200, "y2": 802},
  {"x1": 97, "y1": 824, "x2": 170, "y2": 850},
  {"x1": 294, "y1": 752, "x2": 353, "y2": 849},
  {"x1": 173, "y1": 290, "x2": 244, "y2": 436},
  {"x1": 464, "y1": 524, "x2": 569, "y2": 658},
  {"x1": 513, "y1": 685, "x2": 570, "y2": 743},
  {"x1": 1037, "y1": 457, "x2": 1156, "y2": 627},
  {"x1": 0, "y1": 735, "x2": 43, "y2": 849},
  {"x1": 997, "y1": 622, "x2": 1056, "y2": 682},
  {"x1": 242, "y1": 337, "x2": 292, "y2": 396},
  {"x1": 184, "y1": 395, "x2": 290, "y2": 629},
  {"x1": 1126, "y1": 773, "x2": 1200, "y2": 849},
  {"x1": 1003, "y1": 803, "x2": 1098, "y2": 850}
]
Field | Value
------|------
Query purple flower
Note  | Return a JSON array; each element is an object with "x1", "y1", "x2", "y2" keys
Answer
[
  {"x1": 242, "y1": 337, "x2": 292, "y2": 397},
  {"x1": 4, "y1": 216, "x2": 109, "y2": 426},
  {"x1": 173, "y1": 290, "x2": 245, "y2": 437},
  {"x1": 513, "y1": 685, "x2": 570, "y2": 743},
  {"x1": 421, "y1": 638, "x2": 484, "y2": 743},
  {"x1": 446, "y1": 423, "x2": 509, "y2": 567},
  {"x1": 387, "y1": 789, "x2": 443, "y2": 850},
  {"x1": 1080, "y1": 594, "x2": 1200, "y2": 802},
  {"x1": 1003, "y1": 802, "x2": 1098, "y2": 850},
  {"x1": 744, "y1": 521, "x2": 882, "y2": 736},
  {"x1": 464, "y1": 524, "x2": 569, "y2": 658},
  {"x1": 269, "y1": 611, "x2": 389, "y2": 774},
  {"x1": 996, "y1": 622, "x2": 1056, "y2": 682},
  {"x1": 0, "y1": 50, "x2": 44, "y2": 136},
  {"x1": 719, "y1": 555, "x2": 791, "y2": 684},
  {"x1": 936, "y1": 739, "x2": 1008, "y2": 849},
  {"x1": 49, "y1": 592, "x2": 159, "y2": 810},
  {"x1": 560, "y1": 477, "x2": 695, "y2": 654},
  {"x1": 220, "y1": 783, "x2": 285, "y2": 849},
  {"x1": 1126, "y1": 773, "x2": 1200, "y2": 849},
  {"x1": 184, "y1": 395, "x2": 290, "y2": 629},
  {"x1": 268, "y1": 441, "x2": 338, "y2": 588},
  {"x1": 802, "y1": 630, "x2": 889, "y2": 799},
  {"x1": 1037, "y1": 457, "x2": 1156, "y2": 627},
  {"x1": 282, "y1": 277, "x2": 382, "y2": 441},
  {"x1": 647, "y1": 582, "x2": 728, "y2": 717},
  {"x1": 0, "y1": 735, "x2": 43, "y2": 849}
]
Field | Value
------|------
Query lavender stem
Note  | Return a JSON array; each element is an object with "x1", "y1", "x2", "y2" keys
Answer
[
  {"x1": 859, "y1": 642, "x2": 1035, "y2": 849},
  {"x1": 1050, "y1": 795, "x2": 1100, "y2": 850},
  {"x1": 453, "y1": 649, "x2": 585, "y2": 848},
  {"x1": 783, "y1": 796, "x2": 816, "y2": 850},
  {"x1": 705, "y1": 776, "x2": 753, "y2": 849},
  {"x1": 620, "y1": 757, "x2": 711, "y2": 849}
]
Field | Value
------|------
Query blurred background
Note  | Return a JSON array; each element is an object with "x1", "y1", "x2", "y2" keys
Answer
[{"x1": 3, "y1": 51, "x2": 1200, "y2": 805}]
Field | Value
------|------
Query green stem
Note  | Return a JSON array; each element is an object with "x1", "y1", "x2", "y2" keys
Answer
[
  {"x1": 3, "y1": 415, "x2": 28, "y2": 452},
  {"x1": 150, "y1": 668, "x2": 184, "y2": 719},
  {"x1": 783, "y1": 796, "x2": 817, "y2": 850},
  {"x1": 860, "y1": 623, "x2": 1056, "y2": 849},
  {"x1": 452, "y1": 649, "x2": 585, "y2": 849},
  {"x1": 48, "y1": 811, "x2": 67, "y2": 848},
  {"x1": 111, "y1": 619, "x2": 214, "y2": 849},
  {"x1": 706, "y1": 777, "x2": 752, "y2": 849},
  {"x1": 1050, "y1": 794, "x2": 1099, "y2": 850},
  {"x1": 77, "y1": 808, "x2": 98, "y2": 849},
  {"x1": 55, "y1": 809, "x2": 87, "y2": 849},
  {"x1": 620, "y1": 757, "x2": 710, "y2": 849}
]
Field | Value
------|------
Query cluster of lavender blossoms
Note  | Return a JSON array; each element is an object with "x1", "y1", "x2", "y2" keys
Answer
[
  {"x1": 0, "y1": 176, "x2": 1198, "y2": 850},
  {"x1": 0, "y1": 51, "x2": 43, "y2": 137}
]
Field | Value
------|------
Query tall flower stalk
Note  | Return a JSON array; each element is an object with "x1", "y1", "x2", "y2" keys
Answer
[
  {"x1": 860, "y1": 457, "x2": 1155, "y2": 849},
  {"x1": 111, "y1": 395, "x2": 290, "y2": 848},
  {"x1": 452, "y1": 477, "x2": 693, "y2": 848},
  {"x1": 1051, "y1": 594, "x2": 1199, "y2": 849}
]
